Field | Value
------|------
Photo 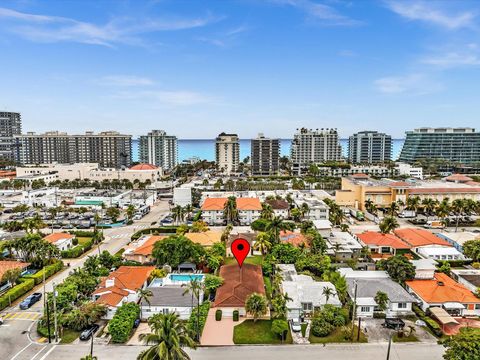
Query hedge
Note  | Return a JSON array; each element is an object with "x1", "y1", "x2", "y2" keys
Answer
[
  {"x1": 215, "y1": 309, "x2": 222, "y2": 321},
  {"x1": 233, "y1": 310, "x2": 239, "y2": 322},
  {"x1": 109, "y1": 302, "x2": 140, "y2": 343},
  {"x1": 68, "y1": 230, "x2": 96, "y2": 237},
  {"x1": 24, "y1": 261, "x2": 63, "y2": 285},
  {"x1": 61, "y1": 239, "x2": 93, "y2": 258},
  {"x1": 131, "y1": 227, "x2": 179, "y2": 241},
  {"x1": 193, "y1": 211, "x2": 202, "y2": 221},
  {"x1": 412, "y1": 304, "x2": 443, "y2": 337},
  {"x1": 0, "y1": 278, "x2": 35, "y2": 311},
  {"x1": 187, "y1": 301, "x2": 211, "y2": 337}
]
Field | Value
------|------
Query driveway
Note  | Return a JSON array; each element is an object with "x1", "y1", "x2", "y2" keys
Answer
[
  {"x1": 200, "y1": 308, "x2": 245, "y2": 346},
  {"x1": 127, "y1": 323, "x2": 151, "y2": 345},
  {"x1": 443, "y1": 318, "x2": 480, "y2": 335},
  {"x1": 362, "y1": 318, "x2": 436, "y2": 343}
]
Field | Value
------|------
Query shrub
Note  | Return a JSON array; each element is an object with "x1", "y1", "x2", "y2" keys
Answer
[
  {"x1": 413, "y1": 304, "x2": 443, "y2": 337},
  {"x1": 373, "y1": 311, "x2": 386, "y2": 319},
  {"x1": 215, "y1": 309, "x2": 222, "y2": 321},
  {"x1": 109, "y1": 302, "x2": 140, "y2": 343},
  {"x1": 61, "y1": 239, "x2": 93, "y2": 258},
  {"x1": 24, "y1": 261, "x2": 63, "y2": 285},
  {"x1": 233, "y1": 310, "x2": 239, "y2": 322},
  {"x1": 131, "y1": 227, "x2": 178, "y2": 241},
  {"x1": 311, "y1": 318, "x2": 334, "y2": 337},
  {"x1": 250, "y1": 219, "x2": 270, "y2": 232},
  {"x1": 72, "y1": 237, "x2": 79, "y2": 246},
  {"x1": 187, "y1": 301, "x2": 210, "y2": 336},
  {"x1": 68, "y1": 230, "x2": 96, "y2": 237},
  {"x1": 0, "y1": 278, "x2": 35, "y2": 311}
]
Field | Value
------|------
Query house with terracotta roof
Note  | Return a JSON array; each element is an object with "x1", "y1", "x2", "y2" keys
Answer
[
  {"x1": 265, "y1": 199, "x2": 289, "y2": 218},
  {"x1": 279, "y1": 230, "x2": 308, "y2": 247},
  {"x1": 394, "y1": 228, "x2": 464, "y2": 261},
  {"x1": 357, "y1": 231, "x2": 411, "y2": 261},
  {"x1": 201, "y1": 197, "x2": 262, "y2": 225},
  {"x1": 213, "y1": 263, "x2": 266, "y2": 317},
  {"x1": 0, "y1": 260, "x2": 30, "y2": 291},
  {"x1": 92, "y1": 266, "x2": 155, "y2": 319},
  {"x1": 406, "y1": 272, "x2": 480, "y2": 317},
  {"x1": 43, "y1": 232, "x2": 75, "y2": 251}
]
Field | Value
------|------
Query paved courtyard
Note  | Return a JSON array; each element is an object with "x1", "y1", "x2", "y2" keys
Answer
[
  {"x1": 362, "y1": 318, "x2": 436, "y2": 343},
  {"x1": 200, "y1": 308, "x2": 245, "y2": 346}
]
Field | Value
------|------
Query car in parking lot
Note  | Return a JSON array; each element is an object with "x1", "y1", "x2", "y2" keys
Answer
[
  {"x1": 79, "y1": 323, "x2": 100, "y2": 341},
  {"x1": 290, "y1": 318, "x2": 302, "y2": 332},
  {"x1": 382, "y1": 318, "x2": 405, "y2": 330},
  {"x1": 19, "y1": 293, "x2": 42, "y2": 310}
]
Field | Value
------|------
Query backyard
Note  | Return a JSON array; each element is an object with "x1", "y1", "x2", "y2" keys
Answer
[{"x1": 233, "y1": 320, "x2": 293, "y2": 344}]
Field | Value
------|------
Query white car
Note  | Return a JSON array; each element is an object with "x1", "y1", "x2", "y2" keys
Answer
[{"x1": 290, "y1": 318, "x2": 302, "y2": 332}]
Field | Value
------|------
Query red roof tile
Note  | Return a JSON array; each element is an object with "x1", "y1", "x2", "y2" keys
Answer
[
  {"x1": 394, "y1": 228, "x2": 451, "y2": 248},
  {"x1": 358, "y1": 231, "x2": 411, "y2": 249}
]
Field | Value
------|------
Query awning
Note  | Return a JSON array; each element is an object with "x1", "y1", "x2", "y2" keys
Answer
[
  {"x1": 443, "y1": 302, "x2": 465, "y2": 310},
  {"x1": 429, "y1": 307, "x2": 459, "y2": 325}
]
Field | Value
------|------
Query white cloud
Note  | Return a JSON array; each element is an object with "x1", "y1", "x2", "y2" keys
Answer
[
  {"x1": 421, "y1": 51, "x2": 480, "y2": 68},
  {"x1": 0, "y1": 7, "x2": 220, "y2": 47},
  {"x1": 97, "y1": 75, "x2": 155, "y2": 87},
  {"x1": 271, "y1": 0, "x2": 363, "y2": 26},
  {"x1": 374, "y1": 73, "x2": 443, "y2": 95},
  {"x1": 385, "y1": 1, "x2": 476, "y2": 30}
]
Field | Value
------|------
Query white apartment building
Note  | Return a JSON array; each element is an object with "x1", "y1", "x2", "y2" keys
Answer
[
  {"x1": 215, "y1": 133, "x2": 240, "y2": 174},
  {"x1": 139, "y1": 130, "x2": 178, "y2": 171},
  {"x1": 396, "y1": 162, "x2": 423, "y2": 179},
  {"x1": 290, "y1": 128, "x2": 343, "y2": 175}
]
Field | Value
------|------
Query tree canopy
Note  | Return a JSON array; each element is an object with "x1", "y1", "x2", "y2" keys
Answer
[{"x1": 152, "y1": 235, "x2": 205, "y2": 268}]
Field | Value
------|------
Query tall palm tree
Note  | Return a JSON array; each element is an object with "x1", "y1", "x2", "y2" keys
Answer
[
  {"x1": 379, "y1": 216, "x2": 399, "y2": 234},
  {"x1": 137, "y1": 313, "x2": 196, "y2": 360},
  {"x1": 137, "y1": 288, "x2": 153, "y2": 321},
  {"x1": 253, "y1": 232, "x2": 272, "y2": 255},
  {"x1": 406, "y1": 196, "x2": 421, "y2": 213},
  {"x1": 387, "y1": 201, "x2": 399, "y2": 217},
  {"x1": 260, "y1": 203, "x2": 274, "y2": 221},
  {"x1": 451, "y1": 198, "x2": 466, "y2": 232},
  {"x1": 266, "y1": 216, "x2": 288, "y2": 244},
  {"x1": 172, "y1": 205, "x2": 185, "y2": 225},
  {"x1": 300, "y1": 203, "x2": 310, "y2": 220},
  {"x1": 421, "y1": 198, "x2": 438, "y2": 221},
  {"x1": 182, "y1": 279, "x2": 203, "y2": 341},
  {"x1": 126, "y1": 205, "x2": 136, "y2": 222},
  {"x1": 436, "y1": 200, "x2": 451, "y2": 224},
  {"x1": 322, "y1": 287, "x2": 336, "y2": 305},
  {"x1": 223, "y1": 196, "x2": 238, "y2": 225}
]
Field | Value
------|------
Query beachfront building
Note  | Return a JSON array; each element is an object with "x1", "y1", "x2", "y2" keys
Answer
[
  {"x1": 0, "y1": 111, "x2": 22, "y2": 161},
  {"x1": 139, "y1": 130, "x2": 178, "y2": 171},
  {"x1": 399, "y1": 127, "x2": 480, "y2": 165},
  {"x1": 215, "y1": 132, "x2": 240, "y2": 174},
  {"x1": 348, "y1": 131, "x2": 392, "y2": 164},
  {"x1": 251, "y1": 133, "x2": 280, "y2": 176}
]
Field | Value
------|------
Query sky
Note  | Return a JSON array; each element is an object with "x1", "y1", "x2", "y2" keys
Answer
[{"x1": 0, "y1": 0, "x2": 479, "y2": 139}]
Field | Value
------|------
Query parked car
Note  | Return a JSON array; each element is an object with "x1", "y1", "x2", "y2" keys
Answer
[
  {"x1": 19, "y1": 293, "x2": 42, "y2": 310},
  {"x1": 290, "y1": 318, "x2": 302, "y2": 332},
  {"x1": 133, "y1": 318, "x2": 141, "y2": 328},
  {"x1": 79, "y1": 323, "x2": 100, "y2": 341},
  {"x1": 382, "y1": 318, "x2": 405, "y2": 330}
]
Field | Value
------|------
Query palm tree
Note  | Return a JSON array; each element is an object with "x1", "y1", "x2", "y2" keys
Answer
[
  {"x1": 260, "y1": 203, "x2": 274, "y2": 221},
  {"x1": 300, "y1": 203, "x2": 310, "y2": 220},
  {"x1": 436, "y1": 200, "x2": 451, "y2": 224},
  {"x1": 379, "y1": 216, "x2": 399, "y2": 234},
  {"x1": 339, "y1": 223, "x2": 349, "y2": 232},
  {"x1": 182, "y1": 279, "x2": 203, "y2": 341},
  {"x1": 126, "y1": 205, "x2": 136, "y2": 222},
  {"x1": 374, "y1": 291, "x2": 389, "y2": 312},
  {"x1": 406, "y1": 196, "x2": 421, "y2": 213},
  {"x1": 451, "y1": 199, "x2": 466, "y2": 232},
  {"x1": 223, "y1": 196, "x2": 238, "y2": 225},
  {"x1": 253, "y1": 232, "x2": 272, "y2": 255},
  {"x1": 245, "y1": 293, "x2": 268, "y2": 322},
  {"x1": 387, "y1": 201, "x2": 399, "y2": 217},
  {"x1": 137, "y1": 313, "x2": 196, "y2": 360},
  {"x1": 172, "y1": 205, "x2": 185, "y2": 225},
  {"x1": 265, "y1": 216, "x2": 288, "y2": 244},
  {"x1": 322, "y1": 287, "x2": 336, "y2": 305},
  {"x1": 137, "y1": 288, "x2": 153, "y2": 321},
  {"x1": 421, "y1": 198, "x2": 438, "y2": 221},
  {"x1": 220, "y1": 224, "x2": 233, "y2": 243}
]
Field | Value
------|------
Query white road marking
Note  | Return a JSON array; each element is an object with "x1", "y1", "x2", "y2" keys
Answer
[
  {"x1": 30, "y1": 346, "x2": 48, "y2": 360},
  {"x1": 38, "y1": 345, "x2": 56, "y2": 360},
  {"x1": 10, "y1": 342, "x2": 33, "y2": 360}
]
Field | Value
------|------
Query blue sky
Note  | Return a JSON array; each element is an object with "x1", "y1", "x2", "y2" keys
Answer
[{"x1": 0, "y1": 0, "x2": 479, "y2": 138}]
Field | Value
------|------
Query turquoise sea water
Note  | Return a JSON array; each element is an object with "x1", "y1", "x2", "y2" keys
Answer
[{"x1": 132, "y1": 139, "x2": 405, "y2": 162}]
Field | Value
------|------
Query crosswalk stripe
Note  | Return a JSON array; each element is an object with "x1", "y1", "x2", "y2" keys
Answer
[{"x1": 2, "y1": 312, "x2": 41, "y2": 321}]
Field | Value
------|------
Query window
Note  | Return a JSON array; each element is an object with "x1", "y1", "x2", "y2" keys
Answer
[
  {"x1": 475, "y1": 304, "x2": 480, "y2": 310},
  {"x1": 397, "y1": 303, "x2": 407, "y2": 309},
  {"x1": 360, "y1": 306, "x2": 371, "y2": 313},
  {"x1": 162, "y1": 308, "x2": 169, "y2": 315},
  {"x1": 302, "y1": 302, "x2": 313, "y2": 312}
]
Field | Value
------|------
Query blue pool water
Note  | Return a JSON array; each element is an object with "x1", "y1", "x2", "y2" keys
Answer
[{"x1": 170, "y1": 274, "x2": 204, "y2": 282}]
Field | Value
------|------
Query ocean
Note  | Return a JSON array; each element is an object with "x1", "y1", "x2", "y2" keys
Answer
[{"x1": 131, "y1": 139, "x2": 405, "y2": 162}]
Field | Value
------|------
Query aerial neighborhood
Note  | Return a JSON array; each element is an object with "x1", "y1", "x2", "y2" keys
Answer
[{"x1": 1, "y1": 115, "x2": 480, "y2": 359}]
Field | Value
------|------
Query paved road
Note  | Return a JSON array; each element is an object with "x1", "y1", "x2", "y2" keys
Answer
[
  {"x1": 0, "y1": 201, "x2": 170, "y2": 360},
  {"x1": 35, "y1": 343, "x2": 445, "y2": 360}
]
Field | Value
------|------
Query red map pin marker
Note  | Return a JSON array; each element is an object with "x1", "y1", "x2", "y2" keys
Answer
[{"x1": 231, "y1": 238, "x2": 250, "y2": 267}]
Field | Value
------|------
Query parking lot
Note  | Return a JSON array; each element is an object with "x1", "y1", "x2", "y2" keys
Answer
[{"x1": 361, "y1": 318, "x2": 436, "y2": 343}]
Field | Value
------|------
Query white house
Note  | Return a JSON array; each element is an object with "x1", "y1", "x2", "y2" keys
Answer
[
  {"x1": 437, "y1": 232, "x2": 479, "y2": 253},
  {"x1": 279, "y1": 264, "x2": 340, "y2": 320},
  {"x1": 43, "y1": 232, "x2": 75, "y2": 252},
  {"x1": 411, "y1": 259, "x2": 437, "y2": 279},
  {"x1": 313, "y1": 220, "x2": 332, "y2": 238},
  {"x1": 339, "y1": 268, "x2": 416, "y2": 318},
  {"x1": 265, "y1": 199, "x2": 290, "y2": 218},
  {"x1": 141, "y1": 286, "x2": 202, "y2": 320}
]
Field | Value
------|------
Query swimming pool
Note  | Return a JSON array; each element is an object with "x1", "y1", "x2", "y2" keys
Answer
[{"x1": 169, "y1": 274, "x2": 204, "y2": 282}]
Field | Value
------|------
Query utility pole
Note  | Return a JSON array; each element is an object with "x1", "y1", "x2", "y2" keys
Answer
[
  {"x1": 90, "y1": 330, "x2": 94, "y2": 357},
  {"x1": 43, "y1": 267, "x2": 46, "y2": 309},
  {"x1": 350, "y1": 280, "x2": 358, "y2": 342},
  {"x1": 45, "y1": 300, "x2": 51, "y2": 343},
  {"x1": 52, "y1": 282, "x2": 58, "y2": 343},
  {"x1": 386, "y1": 332, "x2": 392, "y2": 360}
]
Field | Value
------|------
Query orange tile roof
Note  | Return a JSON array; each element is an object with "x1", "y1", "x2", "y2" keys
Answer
[
  {"x1": 96, "y1": 291, "x2": 126, "y2": 307},
  {"x1": 409, "y1": 187, "x2": 480, "y2": 194},
  {"x1": 133, "y1": 236, "x2": 166, "y2": 256},
  {"x1": 445, "y1": 174, "x2": 473, "y2": 182},
  {"x1": 185, "y1": 231, "x2": 222, "y2": 246},
  {"x1": 201, "y1": 198, "x2": 227, "y2": 211},
  {"x1": 214, "y1": 264, "x2": 265, "y2": 308},
  {"x1": 351, "y1": 173, "x2": 369, "y2": 179},
  {"x1": 0, "y1": 260, "x2": 30, "y2": 280},
  {"x1": 280, "y1": 230, "x2": 309, "y2": 247},
  {"x1": 236, "y1": 198, "x2": 262, "y2": 211},
  {"x1": 358, "y1": 231, "x2": 411, "y2": 249},
  {"x1": 394, "y1": 228, "x2": 451, "y2": 248},
  {"x1": 389, "y1": 181, "x2": 411, "y2": 187},
  {"x1": 43, "y1": 232, "x2": 75, "y2": 244},
  {"x1": 95, "y1": 266, "x2": 155, "y2": 293},
  {"x1": 406, "y1": 273, "x2": 480, "y2": 304}
]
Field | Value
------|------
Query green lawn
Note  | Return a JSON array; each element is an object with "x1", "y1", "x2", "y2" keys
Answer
[
  {"x1": 233, "y1": 320, "x2": 293, "y2": 344},
  {"x1": 393, "y1": 332, "x2": 419, "y2": 342},
  {"x1": 309, "y1": 325, "x2": 368, "y2": 344},
  {"x1": 263, "y1": 276, "x2": 272, "y2": 300},
  {"x1": 60, "y1": 329, "x2": 80, "y2": 344},
  {"x1": 77, "y1": 237, "x2": 93, "y2": 246},
  {"x1": 225, "y1": 255, "x2": 264, "y2": 266},
  {"x1": 301, "y1": 323, "x2": 307, "y2": 337}
]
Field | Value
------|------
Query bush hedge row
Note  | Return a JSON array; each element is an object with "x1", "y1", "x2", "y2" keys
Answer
[
  {"x1": 61, "y1": 239, "x2": 93, "y2": 258},
  {"x1": 0, "y1": 278, "x2": 35, "y2": 311},
  {"x1": 412, "y1": 304, "x2": 443, "y2": 337},
  {"x1": 24, "y1": 261, "x2": 63, "y2": 285},
  {"x1": 68, "y1": 230, "x2": 96, "y2": 237},
  {"x1": 109, "y1": 302, "x2": 140, "y2": 343},
  {"x1": 131, "y1": 227, "x2": 178, "y2": 241},
  {"x1": 187, "y1": 301, "x2": 210, "y2": 337}
]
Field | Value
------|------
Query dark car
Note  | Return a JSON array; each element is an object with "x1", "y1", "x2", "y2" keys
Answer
[
  {"x1": 133, "y1": 318, "x2": 141, "y2": 328},
  {"x1": 79, "y1": 324, "x2": 100, "y2": 341},
  {"x1": 382, "y1": 318, "x2": 405, "y2": 330},
  {"x1": 19, "y1": 293, "x2": 42, "y2": 310}
]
